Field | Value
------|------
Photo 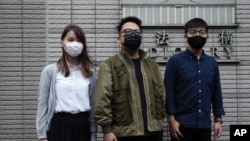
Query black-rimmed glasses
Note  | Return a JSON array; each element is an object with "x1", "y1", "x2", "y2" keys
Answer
[
  {"x1": 187, "y1": 30, "x2": 207, "y2": 36},
  {"x1": 120, "y1": 28, "x2": 142, "y2": 35}
]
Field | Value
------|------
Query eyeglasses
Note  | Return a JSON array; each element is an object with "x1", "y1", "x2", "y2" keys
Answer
[
  {"x1": 120, "y1": 28, "x2": 142, "y2": 35},
  {"x1": 188, "y1": 30, "x2": 207, "y2": 36}
]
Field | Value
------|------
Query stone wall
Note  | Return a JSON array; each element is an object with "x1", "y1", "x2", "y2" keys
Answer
[{"x1": 0, "y1": 0, "x2": 250, "y2": 140}]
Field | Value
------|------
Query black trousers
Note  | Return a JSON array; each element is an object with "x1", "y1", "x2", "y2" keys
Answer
[
  {"x1": 117, "y1": 131, "x2": 163, "y2": 141},
  {"x1": 171, "y1": 126, "x2": 211, "y2": 141},
  {"x1": 47, "y1": 112, "x2": 91, "y2": 141}
]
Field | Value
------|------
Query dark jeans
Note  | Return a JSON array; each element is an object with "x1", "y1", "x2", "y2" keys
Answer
[
  {"x1": 171, "y1": 126, "x2": 211, "y2": 141},
  {"x1": 117, "y1": 131, "x2": 163, "y2": 141}
]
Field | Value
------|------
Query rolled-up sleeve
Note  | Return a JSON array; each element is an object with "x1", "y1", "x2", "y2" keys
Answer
[
  {"x1": 212, "y1": 64, "x2": 225, "y2": 116},
  {"x1": 164, "y1": 57, "x2": 177, "y2": 114}
]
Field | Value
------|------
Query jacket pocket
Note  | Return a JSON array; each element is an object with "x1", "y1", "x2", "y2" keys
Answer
[
  {"x1": 152, "y1": 80, "x2": 165, "y2": 119},
  {"x1": 112, "y1": 62, "x2": 133, "y2": 125},
  {"x1": 112, "y1": 88, "x2": 133, "y2": 125}
]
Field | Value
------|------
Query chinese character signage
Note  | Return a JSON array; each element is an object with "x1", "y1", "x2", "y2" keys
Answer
[{"x1": 146, "y1": 29, "x2": 239, "y2": 63}]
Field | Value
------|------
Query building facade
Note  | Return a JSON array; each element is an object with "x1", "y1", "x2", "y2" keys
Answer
[{"x1": 0, "y1": 0, "x2": 250, "y2": 140}]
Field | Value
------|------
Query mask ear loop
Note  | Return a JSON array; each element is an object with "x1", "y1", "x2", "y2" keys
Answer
[
  {"x1": 117, "y1": 35, "x2": 123, "y2": 52},
  {"x1": 184, "y1": 33, "x2": 188, "y2": 42}
]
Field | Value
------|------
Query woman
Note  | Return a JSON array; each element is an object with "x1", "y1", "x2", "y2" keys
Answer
[{"x1": 36, "y1": 24, "x2": 97, "y2": 141}]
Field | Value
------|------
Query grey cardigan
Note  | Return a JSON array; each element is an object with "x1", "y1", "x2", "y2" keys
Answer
[{"x1": 36, "y1": 63, "x2": 97, "y2": 141}]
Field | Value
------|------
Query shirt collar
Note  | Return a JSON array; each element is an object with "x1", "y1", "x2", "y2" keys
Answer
[
  {"x1": 185, "y1": 48, "x2": 205, "y2": 60},
  {"x1": 120, "y1": 49, "x2": 147, "y2": 60}
]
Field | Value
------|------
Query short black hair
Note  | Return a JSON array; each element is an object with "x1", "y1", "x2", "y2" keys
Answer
[
  {"x1": 184, "y1": 18, "x2": 208, "y2": 33},
  {"x1": 117, "y1": 16, "x2": 142, "y2": 33}
]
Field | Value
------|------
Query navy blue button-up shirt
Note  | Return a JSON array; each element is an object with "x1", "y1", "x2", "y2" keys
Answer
[{"x1": 164, "y1": 48, "x2": 225, "y2": 128}]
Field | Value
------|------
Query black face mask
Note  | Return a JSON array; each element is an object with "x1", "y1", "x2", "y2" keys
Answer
[
  {"x1": 123, "y1": 34, "x2": 142, "y2": 50},
  {"x1": 187, "y1": 36, "x2": 206, "y2": 49}
]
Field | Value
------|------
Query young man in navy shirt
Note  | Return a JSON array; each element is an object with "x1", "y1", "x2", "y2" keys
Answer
[{"x1": 164, "y1": 18, "x2": 225, "y2": 141}]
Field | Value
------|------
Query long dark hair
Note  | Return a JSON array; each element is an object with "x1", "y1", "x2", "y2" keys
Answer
[{"x1": 57, "y1": 24, "x2": 93, "y2": 78}]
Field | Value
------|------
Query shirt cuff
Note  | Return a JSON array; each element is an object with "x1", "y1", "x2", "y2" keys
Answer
[{"x1": 102, "y1": 125, "x2": 112, "y2": 134}]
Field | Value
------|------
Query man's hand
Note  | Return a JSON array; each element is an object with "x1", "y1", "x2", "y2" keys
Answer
[
  {"x1": 214, "y1": 122, "x2": 222, "y2": 139},
  {"x1": 168, "y1": 115, "x2": 183, "y2": 141},
  {"x1": 104, "y1": 132, "x2": 117, "y2": 141}
]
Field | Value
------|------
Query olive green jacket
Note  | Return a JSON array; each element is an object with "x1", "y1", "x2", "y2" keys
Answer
[{"x1": 94, "y1": 50, "x2": 166, "y2": 137}]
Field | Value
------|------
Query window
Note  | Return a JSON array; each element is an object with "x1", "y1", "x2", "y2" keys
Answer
[{"x1": 122, "y1": 0, "x2": 236, "y2": 26}]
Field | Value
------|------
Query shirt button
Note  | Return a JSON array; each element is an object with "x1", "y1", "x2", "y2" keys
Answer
[
  {"x1": 199, "y1": 90, "x2": 202, "y2": 93},
  {"x1": 199, "y1": 110, "x2": 201, "y2": 112},
  {"x1": 199, "y1": 80, "x2": 201, "y2": 83},
  {"x1": 198, "y1": 70, "x2": 201, "y2": 73},
  {"x1": 199, "y1": 100, "x2": 201, "y2": 103}
]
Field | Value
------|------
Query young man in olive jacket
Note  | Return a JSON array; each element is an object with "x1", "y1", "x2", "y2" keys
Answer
[{"x1": 94, "y1": 16, "x2": 166, "y2": 141}]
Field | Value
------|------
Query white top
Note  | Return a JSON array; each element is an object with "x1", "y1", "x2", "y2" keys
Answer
[{"x1": 55, "y1": 66, "x2": 91, "y2": 114}]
